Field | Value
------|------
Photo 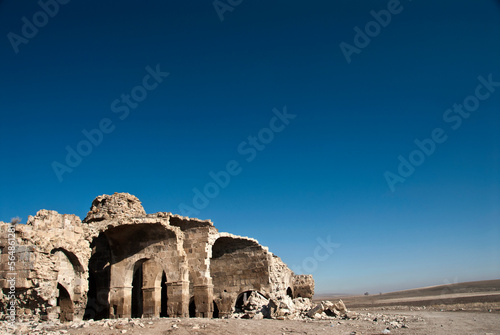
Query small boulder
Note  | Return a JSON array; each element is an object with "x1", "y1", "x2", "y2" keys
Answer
[{"x1": 307, "y1": 303, "x2": 324, "y2": 318}]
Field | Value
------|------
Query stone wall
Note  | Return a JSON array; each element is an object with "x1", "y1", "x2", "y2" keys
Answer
[
  {"x1": 0, "y1": 210, "x2": 91, "y2": 321},
  {"x1": 0, "y1": 193, "x2": 314, "y2": 322},
  {"x1": 210, "y1": 234, "x2": 273, "y2": 317},
  {"x1": 292, "y1": 275, "x2": 315, "y2": 299}
]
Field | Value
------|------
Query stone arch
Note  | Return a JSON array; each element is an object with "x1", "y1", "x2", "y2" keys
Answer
[
  {"x1": 51, "y1": 250, "x2": 76, "y2": 301},
  {"x1": 84, "y1": 232, "x2": 111, "y2": 320},
  {"x1": 234, "y1": 290, "x2": 267, "y2": 312},
  {"x1": 189, "y1": 296, "x2": 196, "y2": 318},
  {"x1": 108, "y1": 224, "x2": 183, "y2": 287},
  {"x1": 131, "y1": 259, "x2": 147, "y2": 318},
  {"x1": 51, "y1": 248, "x2": 84, "y2": 273},
  {"x1": 102, "y1": 222, "x2": 188, "y2": 318},
  {"x1": 57, "y1": 283, "x2": 74, "y2": 322},
  {"x1": 51, "y1": 248, "x2": 86, "y2": 320},
  {"x1": 141, "y1": 259, "x2": 167, "y2": 318},
  {"x1": 210, "y1": 235, "x2": 272, "y2": 316},
  {"x1": 212, "y1": 300, "x2": 219, "y2": 318},
  {"x1": 159, "y1": 271, "x2": 168, "y2": 317},
  {"x1": 128, "y1": 257, "x2": 173, "y2": 318},
  {"x1": 286, "y1": 287, "x2": 294, "y2": 299}
]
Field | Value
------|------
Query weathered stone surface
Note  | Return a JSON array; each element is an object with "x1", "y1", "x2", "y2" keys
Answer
[
  {"x1": 228, "y1": 293, "x2": 360, "y2": 321},
  {"x1": 307, "y1": 303, "x2": 324, "y2": 318},
  {"x1": 0, "y1": 193, "x2": 314, "y2": 323},
  {"x1": 84, "y1": 193, "x2": 146, "y2": 223},
  {"x1": 292, "y1": 275, "x2": 315, "y2": 299}
]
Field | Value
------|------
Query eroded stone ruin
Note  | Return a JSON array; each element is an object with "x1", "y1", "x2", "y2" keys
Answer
[{"x1": 0, "y1": 193, "x2": 314, "y2": 322}]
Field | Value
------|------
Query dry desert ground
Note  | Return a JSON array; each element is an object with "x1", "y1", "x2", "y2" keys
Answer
[{"x1": 2, "y1": 279, "x2": 499, "y2": 335}]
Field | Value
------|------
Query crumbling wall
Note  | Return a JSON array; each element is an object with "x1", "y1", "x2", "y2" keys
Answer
[
  {"x1": 84, "y1": 192, "x2": 146, "y2": 222},
  {"x1": 268, "y1": 255, "x2": 295, "y2": 298},
  {"x1": 0, "y1": 221, "x2": 34, "y2": 322},
  {"x1": 210, "y1": 234, "x2": 272, "y2": 317},
  {"x1": 292, "y1": 275, "x2": 315, "y2": 299},
  {"x1": 0, "y1": 210, "x2": 91, "y2": 322}
]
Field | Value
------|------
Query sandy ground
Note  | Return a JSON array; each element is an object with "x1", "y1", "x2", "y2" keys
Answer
[
  {"x1": 3, "y1": 280, "x2": 499, "y2": 335},
  {"x1": 3, "y1": 308, "x2": 499, "y2": 335}
]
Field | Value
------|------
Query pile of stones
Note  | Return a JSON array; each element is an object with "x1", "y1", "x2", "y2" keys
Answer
[{"x1": 230, "y1": 291, "x2": 359, "y2": 321}]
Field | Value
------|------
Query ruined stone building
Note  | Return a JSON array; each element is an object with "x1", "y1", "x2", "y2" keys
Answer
[{"x1": 0, "y1": 193, "x2": 314, "y2": 322}]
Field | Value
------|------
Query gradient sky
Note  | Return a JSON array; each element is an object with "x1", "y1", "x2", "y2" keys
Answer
[{"x1": 1, "y1": 0, "x2": 499, "y2": 294}]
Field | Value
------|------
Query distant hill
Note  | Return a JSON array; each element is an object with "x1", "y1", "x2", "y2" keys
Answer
[{"x1": 314, "y1": 279, "x2": 500, "y2": 308}]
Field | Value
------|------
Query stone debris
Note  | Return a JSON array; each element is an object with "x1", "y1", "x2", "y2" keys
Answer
[
  {"x1": 230, "y1": 295, "x2": 359, "y2": 321},
  {"x1": 359, "y1": 312, "x2": 416, "y2": 329},
  {"x1": 0, "y1": 312, "x2": 415, "y2": 335},
  {"x1": 0, "y1": 317, "x2": 172, "y2": 335}
]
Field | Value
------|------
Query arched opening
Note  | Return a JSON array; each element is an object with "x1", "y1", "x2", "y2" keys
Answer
[
  {"x1": 57, "y1": 283, "x2": 74, "y2": 322},
  {"x1": 235, "y1": 291, "x2": 252, "y2": 312},
  {"x1": 131, "y1": 262, "x2": 144, "y2": 318},
  {"x1": 84, "y1": 233, "x2": 111, "y2": 320},
  {"x1": 235, "y1": 290, "x2": 267, "y2": 313},
  {"x1": 51, "y1": 248, "x2": 85, "y2": 273},
  {"x1": 212, "y1": 301, "x2": 219, "y2": 318},
  {"x1": 286, "y1": 287, "x2": 293, "y2": 299},
  {"x1": 211, "y1": 237, "x2": 270, "y2": 315},
  {"x1": 160, "y1": 272, "x2": 168, "y2": 317},
  {"x1": 189, "y1": 297, "x2": 196, "y2": 318}
]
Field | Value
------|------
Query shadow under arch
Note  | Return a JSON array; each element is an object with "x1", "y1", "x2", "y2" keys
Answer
[
  {"x1": 50, "y1": 247, "x2": 84, "y2": 273},
  {"x1": 103, "y1": 223, "x2": 177, "y2": 263},
  {"x1": 189, "y1": 296, "x2": 196, "y2": 318},
  {"x1": 234, "y1": 290, "x2": 266, "y2": 312},
  {"x1": 131, "y1": 258, "x2": 150, "y2": 318},
  {"x1": 57, "y1": 283, "x2": 74, "y2": 322},
  {"x1": 159, "y1": 271, "x2": 168, "y2": 317},
  {"x1": 84, "y1": 232, "x2": 111, "y2": 320},
  {"x1": 212, "y1": 300, "x2": 220, "y2": 318}
]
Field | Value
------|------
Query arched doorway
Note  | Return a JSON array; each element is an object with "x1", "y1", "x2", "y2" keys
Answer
[
  {"x1": 235, "y1": 290, "x2": 267, "y2": 313},
  {"x1": 160, "y1": 272, "x2": 168, "y2": 317},
  {"x1": 212, "y1": 301, "x2": 219, "y2": 318},
  {"x1": 189, "y1": 297, "x2": 196, "y2": 317},
  {"x1": 286, "y1": 287, "x2": 293, "y2": 299},
  {"x1": 57, "y1": 283, "x2": 74, "y2": 322},
  {"x1": 84, "y1": 233, "x2": 111, "y2": 320},
  {"x1": 131, "y1": 262, "x2": 144, "y2": 318},
  {"x1": 235, "y1": 291, "x2": 252, "y2": 312}
]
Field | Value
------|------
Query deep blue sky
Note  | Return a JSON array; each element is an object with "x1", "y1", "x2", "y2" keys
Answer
[{"x1": 1, "y1": 0, "x2": 499, "y2": 294}]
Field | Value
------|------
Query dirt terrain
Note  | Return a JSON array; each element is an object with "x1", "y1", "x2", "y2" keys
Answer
[
  {"x1": 3, "y1": 309, "x2": 499, "y2": 335},
  {"x1": 322, "y1": 279, "x2": 500, "y2": 310},
  {"x1": 2, "y1": 280, "x2": 499, "y2": 335}
]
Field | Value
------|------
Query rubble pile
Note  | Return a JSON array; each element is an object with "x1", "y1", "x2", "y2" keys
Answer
[
  {"x1": 359, "y1": 312, "x2": 412, "y2": 329},
  {"x1": 231, "y1": 291, "x2": 358, "y2": 321},
  {"x1": 0, "y1": 317, "x2": 159, "y2": 335}
]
